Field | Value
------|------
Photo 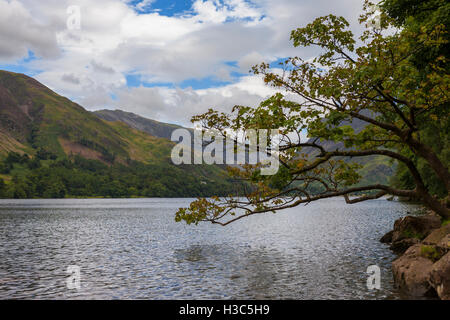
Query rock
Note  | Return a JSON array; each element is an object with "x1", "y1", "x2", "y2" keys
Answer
[
  {"x1": 384, "y1": 215, "x2": 441, "y2": 254},
  {"x1": 438, "y1": 234, "x2": 450, "y2": 251},
  {"x1": 420, "y1": 244, "x2": 444, "y2": 262},
  {"x1": 428, "y1": 251, "x2": 450, "y2": 300},
  {"x1": 423, "y1": 224, "x2": 450, "y2": 245},
  {"x1": 392, "y1": 244, "x2": 436, "y2": 297},
  {"x1": 388, "y1": 214, "x2": 450, "y2": 299},
  {"x1": 422, "y1": 224, "x2": 450, "y2": 258},
  {"x1": 380, "y1": 230, "x2": 394, "y2": 243},
  {"x1": 390, "y1": 238, "x2": 420, "y2": 254},
  {"x1": 391, "y1": 215, "x2": 441, "y2": 242}
]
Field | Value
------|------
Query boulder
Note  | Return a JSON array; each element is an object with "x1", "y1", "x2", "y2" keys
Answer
[
  {"x1": 380, "y1": 230, "x2": 394, "y2": 243},
  {"x1": 383, "y1": 215, "x2": 442, "y2": 254},
  {"x1": 428, "y1": 251, "x2": 450, "y2": 300},
  {"x1": 391, "y1": 215, "x2": 441, "y2": 242},
  {"x1": 422, "y1": 224, "x2": 450, "y2": 259},
  {"x1": 423, "y1": 224, "x2": 450, "y2": 244},
  {"x1": 389, "y1": 238, "x2": 420, "y2": 254},
  {"x1": 438, "y1": 234, "x2": 450, "y2": 250},
  {"x1": 392, "y1": 244, "x2": 436, "y2": 297}
]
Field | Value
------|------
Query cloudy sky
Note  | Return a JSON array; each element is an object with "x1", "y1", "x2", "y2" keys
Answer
[{"x1": 0, "y1": 0, "x2": 365, "y2": 126}]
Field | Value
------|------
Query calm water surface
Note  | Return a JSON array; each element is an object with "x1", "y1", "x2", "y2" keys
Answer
[{"x1": 0, "y1": 198, "x2": 421, "y2": 299}]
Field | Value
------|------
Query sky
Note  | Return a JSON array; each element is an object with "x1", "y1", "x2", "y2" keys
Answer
[{"x1": 0, "y1": 0, "x2": 366, "y2": 126}]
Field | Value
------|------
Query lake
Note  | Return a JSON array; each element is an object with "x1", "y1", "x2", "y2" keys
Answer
[{"x1": 0, "y1": 198, "x2": 421, "y2": 299}]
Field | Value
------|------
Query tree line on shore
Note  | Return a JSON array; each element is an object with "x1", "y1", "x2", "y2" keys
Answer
[{"x1": 0, "y1": 151, "x2": 236, "y2": 199}]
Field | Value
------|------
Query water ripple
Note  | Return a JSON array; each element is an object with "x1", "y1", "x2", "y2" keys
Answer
[{"x1": 0, "y1": 198, "x2": 422, "y2": 299}]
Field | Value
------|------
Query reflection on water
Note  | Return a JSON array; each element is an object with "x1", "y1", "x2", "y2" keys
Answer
[{"x1": 0, "y1": 198, "x2": 422, "y2": 299}]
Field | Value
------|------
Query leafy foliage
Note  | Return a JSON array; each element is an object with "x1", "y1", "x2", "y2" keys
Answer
[
  {"x1": 381, "y1": 0, "x2": 450, "y2": 199},
  {"x1": 176, "y1": 0, "x2": 450, "y2": 225}
]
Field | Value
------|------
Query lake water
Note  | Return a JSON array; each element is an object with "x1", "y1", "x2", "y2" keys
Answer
[{"x1": 0, "y1": 198, "x2": 422, "y2": 300}]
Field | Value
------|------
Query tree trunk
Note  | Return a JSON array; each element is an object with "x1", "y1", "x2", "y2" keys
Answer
[
  {"x1": 420, "y1": 190, "x2": 450, "y2": 220},
  {"x1": 409, "y1": 137, "x2": 450, "y2": 193}
]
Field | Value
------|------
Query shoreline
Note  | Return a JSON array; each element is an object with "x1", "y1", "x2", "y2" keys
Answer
[{"x1": 381, "y1": 211, "x2": 450, "y2": 300}]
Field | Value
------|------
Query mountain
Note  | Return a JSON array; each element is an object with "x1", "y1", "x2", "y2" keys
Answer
[
  {"x1": 0, "y1": 70, "x2": 235, "y2": 198},
  {"x1": 0, "y1": 70, "x2": 168, "y2": 163},
  {"x1": 94, "y1": 109, "x2": 189, "y2": 140},
  {"x1": 0, "y1": 70, "x2": 195, "y2": 164}
]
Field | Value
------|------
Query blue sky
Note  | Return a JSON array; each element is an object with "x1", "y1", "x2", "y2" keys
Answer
[
  {"x1": 129, "y1": 0, "x2": 193, "y2": 15},
  {"x1": 0, "y1": 0, "x2": 364, "y2": 125},
  {"x1": 0, "y1": 51, "x2": 40, "y2": 77}
]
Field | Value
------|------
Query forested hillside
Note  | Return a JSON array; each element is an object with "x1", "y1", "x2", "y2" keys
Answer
[{"x1": 0, "y1": 70, "x2": 236, "y2": 198}]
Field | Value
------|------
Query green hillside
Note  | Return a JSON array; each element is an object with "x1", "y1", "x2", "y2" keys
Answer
[
  {"x1": 1, "y1": 70, "x2": 140, "y2": 162},
  {"x1": 0, "y1": 70, "x2": 236, "y2": 198}
]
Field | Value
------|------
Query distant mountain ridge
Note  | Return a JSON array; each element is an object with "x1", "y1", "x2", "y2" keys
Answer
[
  {"x1": 94, "y1": 109, "x2": 189, "y2": 140},
  {"x1": 93, "y1": 106, "x2": 394, "y2": 186}
]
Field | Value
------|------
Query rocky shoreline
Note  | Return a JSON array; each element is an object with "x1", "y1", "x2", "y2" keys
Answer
[{"x1": 380, "y1": 212, "x2": 450, "y2": 299}]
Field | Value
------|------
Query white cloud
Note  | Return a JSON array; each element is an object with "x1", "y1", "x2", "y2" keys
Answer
[
  {"x1": 238, "y1": 51, "x2": 266, "y2": 72},
  {"x1": 192, "y1": 0, "x2": 262, "y2": 24},
  {"x1": 2, "y1": 0, "x2": 366, "y2": 125},
  {"x1": 134, "y1": 0, "x2": 156, "y2": 12},
  {"x1": 100, "y1": 71, "x2": 300, "y2": 127},
  {"x1": 0, "y1": 0, "x2": 59, "y2": 61}
]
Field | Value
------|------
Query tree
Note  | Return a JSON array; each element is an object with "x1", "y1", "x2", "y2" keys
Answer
[
  {"x1": 5, "y1": 152, "x2": 23, "y2": 164},
  {"x1": 36, "y1": 148, "x2": 57, "y2": 160},
  {"x1": 175, "y1": 0, "x2": 449, "y2": 226},
  {"x1": 7, "y1": 182, "x2": 29, "y2": 199},
  {"x1": 27, "y1": 157, "x2": 41, "y2": 170},
  {"x1": 43, "y1": 180, "x2": 66, "y2": 199},
  {"x1": 0, "y1": 161, "x2": 11, "y2": 174},
  {"x1": 381, "y1": 0, "x2": 450, "y2": 199}
]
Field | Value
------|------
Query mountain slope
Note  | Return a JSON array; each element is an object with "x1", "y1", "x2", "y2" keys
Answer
[
  {"x1": 0, "y1": 70, "x2": 238, "y2": 198},
  {"x1": 0, "y1": 70, "x2": 180, "y2": 164},
  {"x1": 94, "y1": 109, "x2": 188, "y2": 140}
]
